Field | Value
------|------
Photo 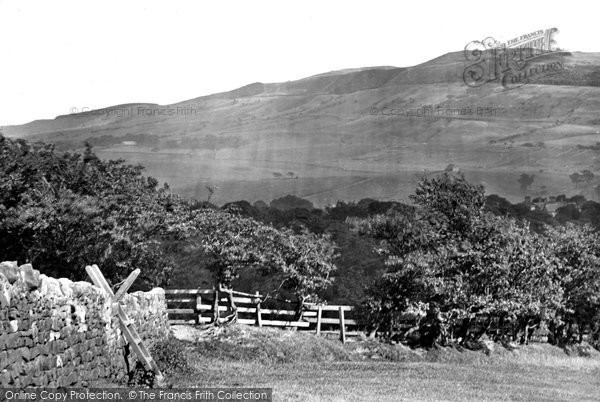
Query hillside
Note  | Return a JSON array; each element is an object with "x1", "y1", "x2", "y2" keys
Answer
[{"x1": 5, "y1": 50, "x2": 600, "y2": 206}]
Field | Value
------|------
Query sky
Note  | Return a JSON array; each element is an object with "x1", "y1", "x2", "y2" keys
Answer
[{"x1": 0, "y1": 0, "x2": 598, "y2": 126}]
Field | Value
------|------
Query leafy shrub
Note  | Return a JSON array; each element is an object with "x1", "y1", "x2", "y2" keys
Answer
[
  {"x1": 151, "y1": 337, "x2": 194, "y2": 376},
  {"x1": 352, "y1": 173, "x2": 567, "y2": 346},
  {"x1": 0, "y1": 135, "x2": 177, "y2": 288}
]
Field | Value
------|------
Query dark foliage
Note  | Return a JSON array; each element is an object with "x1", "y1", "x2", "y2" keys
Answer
[
  {"x1": 0, "y1": 136, "x2": 176, "y2": 288},
  {"x1": 269, "y1": 195, "x2": 314, "y2": 211}
]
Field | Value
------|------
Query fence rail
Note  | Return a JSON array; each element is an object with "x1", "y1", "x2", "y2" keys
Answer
[{"x1": 165, "y1": 288, "x2": 359, "y2": 342}]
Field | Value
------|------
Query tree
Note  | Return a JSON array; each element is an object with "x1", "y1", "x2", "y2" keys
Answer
[
  {"x1": 0, "y1": 135, "x2": 176, "y2": 289},
  {"x1": 518, "y1": 173, "x2": 535, "y2": 192},
  {"x1": 164, "y1": 207, "x2": 337, "y2": 324},
  {"x1": 581, "y1": 170, "x2": 595, "y2": 187},
  {"x1": 570, "y1": 172, "x2": 583, "y2": 189},
  {"x1": 270, "y1": 195, "x2": 313, "y2": 211},
  {"x1": 205, "y1": 185, "x2": 217, "y2": 203},
  {"x1": 352, "y1": 173, "x2": 564, "y2": 346},
  {"x1": 411, "y1": 172, "x2": 486, "y2": 236},
  {"x1": 547, "y1": 224, "x2": 600, "y2": 346}
]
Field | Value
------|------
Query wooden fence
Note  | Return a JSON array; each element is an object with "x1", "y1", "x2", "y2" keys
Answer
[{"x1": 165, "y1": 288, "x2": 360, "y2": 342}]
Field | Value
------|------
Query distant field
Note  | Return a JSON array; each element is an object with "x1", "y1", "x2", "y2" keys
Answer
[{"x1": 95, "y1": 147, "x2": 593, "y2": 207}]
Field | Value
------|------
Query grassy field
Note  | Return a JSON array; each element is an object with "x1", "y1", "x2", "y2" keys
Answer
[
  {"x1": 183, "y1": 360, "x2": 599, "y2": 401},
  {"x1": 165, "y1": 325, "x2": 600, "y2": 401}
]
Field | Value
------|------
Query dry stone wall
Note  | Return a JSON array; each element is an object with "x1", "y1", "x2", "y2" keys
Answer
[{"x1": 0, "y1": 261, "x2": 170, "y2": 387}]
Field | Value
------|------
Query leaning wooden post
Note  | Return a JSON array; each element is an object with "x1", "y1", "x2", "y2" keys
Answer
[
  {"x1": 255, "y1": 291, "x2": 263, "y2": 328},
  {"x1": 316, "y1": 305, "x2": 322, "y2": 336},
  {"x1": 339, "y1": 306, "x2": 346, "y2": 344}
]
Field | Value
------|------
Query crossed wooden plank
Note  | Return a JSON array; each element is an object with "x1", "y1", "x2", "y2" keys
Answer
[{"x1": 85, "y1": 264, "x2": 165, "y2": 386}]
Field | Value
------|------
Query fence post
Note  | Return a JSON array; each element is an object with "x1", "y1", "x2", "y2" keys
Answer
[
  {"x1": 255, "y1": 291, "x2": 263, "y2": 327},
  {"x1": 316, "y1": 305, "x2": 322, "y2": 336},
  {"x1": 212, "y1": 289, "x2": 220, "y2": 324},
  {"x1": 195, "y1": 294, "x2": 201, "y2": 325},
  {"x1": 339, "y1": 306, "x2": 346, "y2": 344}
]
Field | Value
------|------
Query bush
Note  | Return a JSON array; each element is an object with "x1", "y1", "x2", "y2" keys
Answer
[
  {"x1": 0, "y1": 135, "x2": 176, "y2": 288},
  {"x1": 352, "y1": 173, "x2": 566, "y2": 346},
  {"x1": 151, "y1": 337, "x2": 194, "y2": 376}
]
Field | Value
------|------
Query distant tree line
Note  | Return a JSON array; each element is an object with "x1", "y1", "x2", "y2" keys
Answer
[
  {"x1": 163, "y1": 135, "x2": 243, "y2": 150},
  {"x1": 486, "y1": 193, "x2": 600, "y2": 232},
  {"x1": 49, "y1": 133, "x2": 243, "y2": 153}
]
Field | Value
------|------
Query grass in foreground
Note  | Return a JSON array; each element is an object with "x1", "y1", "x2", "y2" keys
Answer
[{"x1": 163, "y1": 325, "x2": 600, "y2": 401}]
